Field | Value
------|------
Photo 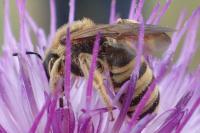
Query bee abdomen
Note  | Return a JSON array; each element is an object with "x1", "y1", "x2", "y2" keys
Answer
[
  {"x1": 138, "y1": 92, "x2": 159, "y2": 119},
  {"x1": 127, "y1": 91, "x2": 160, "y2": 119},
  {"x1": 130, "y1": 76, "x2": 154, "y2": 107},
  {"x1": 111, "y1": 61, "x2": 147, "y2": 88},
  {"x1": 111, "y1": 59, "x2": 159, "y2": 119}
]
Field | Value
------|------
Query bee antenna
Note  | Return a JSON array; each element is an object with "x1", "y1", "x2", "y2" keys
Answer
[
  {"x1": 12, "y1": 51, "x2": 43, "y2": 60},
  {"x1": 26, "y1": 51, "x2": 43, "y2": 60}
]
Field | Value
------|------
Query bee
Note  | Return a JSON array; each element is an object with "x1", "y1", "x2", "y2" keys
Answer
[{"x1": 43, "y1": 18, "x2": 172, "y2": 120}]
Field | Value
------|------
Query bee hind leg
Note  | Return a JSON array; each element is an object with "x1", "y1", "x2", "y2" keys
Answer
[{"x1": 78, "y1": 53, "x2": 114, "y2": 121}]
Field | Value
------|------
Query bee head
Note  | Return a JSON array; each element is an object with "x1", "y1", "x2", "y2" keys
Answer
[{"x1": 43, "y1": 18, "x2": 95, "y2": 79}]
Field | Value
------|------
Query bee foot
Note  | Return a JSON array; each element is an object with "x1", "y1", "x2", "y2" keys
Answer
[{"x1": 109, "y1": 112, "x2": 115, "y2": 121}]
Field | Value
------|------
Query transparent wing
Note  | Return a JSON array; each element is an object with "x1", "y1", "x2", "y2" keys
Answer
[{"x1": 71, "y1": 23, "x2": 174, "y2": 55}]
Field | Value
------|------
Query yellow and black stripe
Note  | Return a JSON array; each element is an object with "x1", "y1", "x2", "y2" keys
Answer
[{"x1": 108, "y1": 53, "x2": 159, "y2": 119}]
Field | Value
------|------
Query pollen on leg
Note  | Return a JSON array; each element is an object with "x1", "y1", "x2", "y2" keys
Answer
[{"x1": 78, "y1": 53, "x2": 114, "y2": 120}]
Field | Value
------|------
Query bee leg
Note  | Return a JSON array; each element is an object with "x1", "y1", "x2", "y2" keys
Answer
[
  {"x1": 49, "y1": 56, "x2": 65, "y2": 107},
  {"x1": 49, "y1": 57, "x2": 64, "y2": 90},
  {"x1": 78, "y1": 53, "x2": 114, "y2": 121}
]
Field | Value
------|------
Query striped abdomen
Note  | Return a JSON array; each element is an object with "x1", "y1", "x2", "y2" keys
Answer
[{"x1": 106, "y1": 45, "x2": 159, "y2": 119}]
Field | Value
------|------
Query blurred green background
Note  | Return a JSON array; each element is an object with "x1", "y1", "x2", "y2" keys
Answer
[{"x1": 0, "y1": 0, "x2": 199, "y2": 68}]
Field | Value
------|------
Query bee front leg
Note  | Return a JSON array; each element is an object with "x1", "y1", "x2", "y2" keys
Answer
[
  {"x1": 49, "y1": 56, "x2": 64, "y2": 90},
  {"x1": 49, "y1": 56, "x2": 65, "y2": 107},
  {"x1": 78, "y1": 53, "x2": 114, "y2": 121}
]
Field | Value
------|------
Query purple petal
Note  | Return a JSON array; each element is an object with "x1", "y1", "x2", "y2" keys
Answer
[
  {"x1": 128, "y1": 0, "x2": 136, "y2": 19},
  {"x1": 133, "y1": 18, "x2": 144, "y2": 74},
  {"x1": 131, "y1": 114, "x2": 156, "y2": 133},
  {"x1": 133, "y1": 0, "x2": 145, "y2": 21},
  {"x1": 145, "y1": 109, "x2": 176, "y2": 132},
  {"x1": 49, "y1": 0, "x2": 56, "y2": 42},
  {"x1": 68, "y1": 0, "x2": 75, "y2": 23},
  {"x1": 109, "y1": 0, "x2": 116, "y2": 24},
  {"x1": 3, "y1": 0, "x2": 17, "y2": 51},
  {"x1": 154, "y1": 91, "x2": 194, "y2": 132},
  {"x1": 175, "y1": 91, "x2": 193, "y2": 110},
  {"x1": 18, "y1": 56, "x2": 39, "y2": 116},
  {"x1": 44, "y1": 81, "x2": 62, "y2": 133},
  {"x1": 79, "y1": 107, "x2": 114, "y2": 132},
  {"x1": 65, "y1": 28, "x2": 71, "y2": 100},
  {"x1": 44, "y1": 95, "x2": 58, "y2": 133},
  {"x1": 153, "y1": 0, "x2": 173, "y2": 24},
  {"x1": 86, "y1": 33, "x2": 101, "y2": 108},
  {"x1": 25, "y1": 13, "x2": 47, "y2": 51},
  {"x1": 0, "y1": 124, "x2": 7, "y2": 133},
  {"x1": 146, "y1": 2, "x2": 160, "y2": 24},
  {"x1": 112, "y1": 75, "x2": 137, "y2": 132},
  {"x1": 29, "y1": 95, "x2": 50, "y2": 133},
  {"x1": 52, "y1": 107, "x2": 75, "y2": 133},
  {"x1": 78, "y1": 114, "x2": 94, "y2": 133},
  {"x1": 16, "y1": 0, "x2": 27, "y2": 51},
  {"x1": 175, "y1": 10, "x2": 200, "y2": 67},
  {"x1": 96, "y1": 113, "x2": 103, "y2": 133},
  {"x1": 156, "y1": 111, "x2": 184, "y2": 133},
  {"x1": 162, "y1": 10, "x2": 187, "y2": 62},
  {"x1": 176, "y1": 91, "x2": 200, "y2": 132},
  {"x1": 113, "y1": 80, "x2": 129, "y2": 104}
]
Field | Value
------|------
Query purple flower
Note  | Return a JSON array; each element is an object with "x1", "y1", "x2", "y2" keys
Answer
[{"x1": 0, "y1": 0, "x2": 200, "y2": 132}]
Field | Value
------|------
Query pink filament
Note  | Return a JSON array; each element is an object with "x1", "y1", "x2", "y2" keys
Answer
[
  {"x1": 65, "y1": 28, "x2": 71, "y2": 100},
  {"x1": 29, "y1": 96, "x2": 50, "y2": 133},
  {"x1": 146, "y1": 2, "x2": 161, "y2": 24},
  {"x1": 133, "y1": 0, "x2": 145, "y2": 21},
  {"x1": 86, "y1": 33, "x2": 101, "y2": 109},
  {"x1": 49, "y1": 0, "x2": 56, "y2": 41},
  {"x1": 44, "y1": 93, "x2": 59, "y2": 133},
  {"x1": 109, "y1": 0, "x2": 116, "y2": 24},
  {"x1": 68, "y1": 0, "x2": 75, "y2": 23},
  {"x1": 153, "y1": 0, "x2": 173, "y2": 24},
  {"x1": 129, "y1": 0, "x2": 137, "y2": 19}
]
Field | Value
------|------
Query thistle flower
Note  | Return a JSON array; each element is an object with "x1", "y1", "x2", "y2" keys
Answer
[{"x1": 0, "y1": 0, "x2": 200, "y2": 133}]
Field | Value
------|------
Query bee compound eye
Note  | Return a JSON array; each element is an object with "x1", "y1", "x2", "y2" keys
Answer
[{"x1": 43, "y1": 53, "x2": 60, "y2": 79}]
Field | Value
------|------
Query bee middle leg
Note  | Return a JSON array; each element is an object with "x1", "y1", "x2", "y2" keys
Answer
[{"x1": 78, "y1": 53, "x2": 114, "y2": 120}]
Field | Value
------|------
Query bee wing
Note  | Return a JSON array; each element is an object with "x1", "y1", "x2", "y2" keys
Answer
[{"x1": 71, "y1": 23, "x2": 174, "y2": 55}]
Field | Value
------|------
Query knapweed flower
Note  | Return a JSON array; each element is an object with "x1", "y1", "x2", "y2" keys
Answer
[{"x1": 0, "y1": 0, "x2": 200, "y2": 132}]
